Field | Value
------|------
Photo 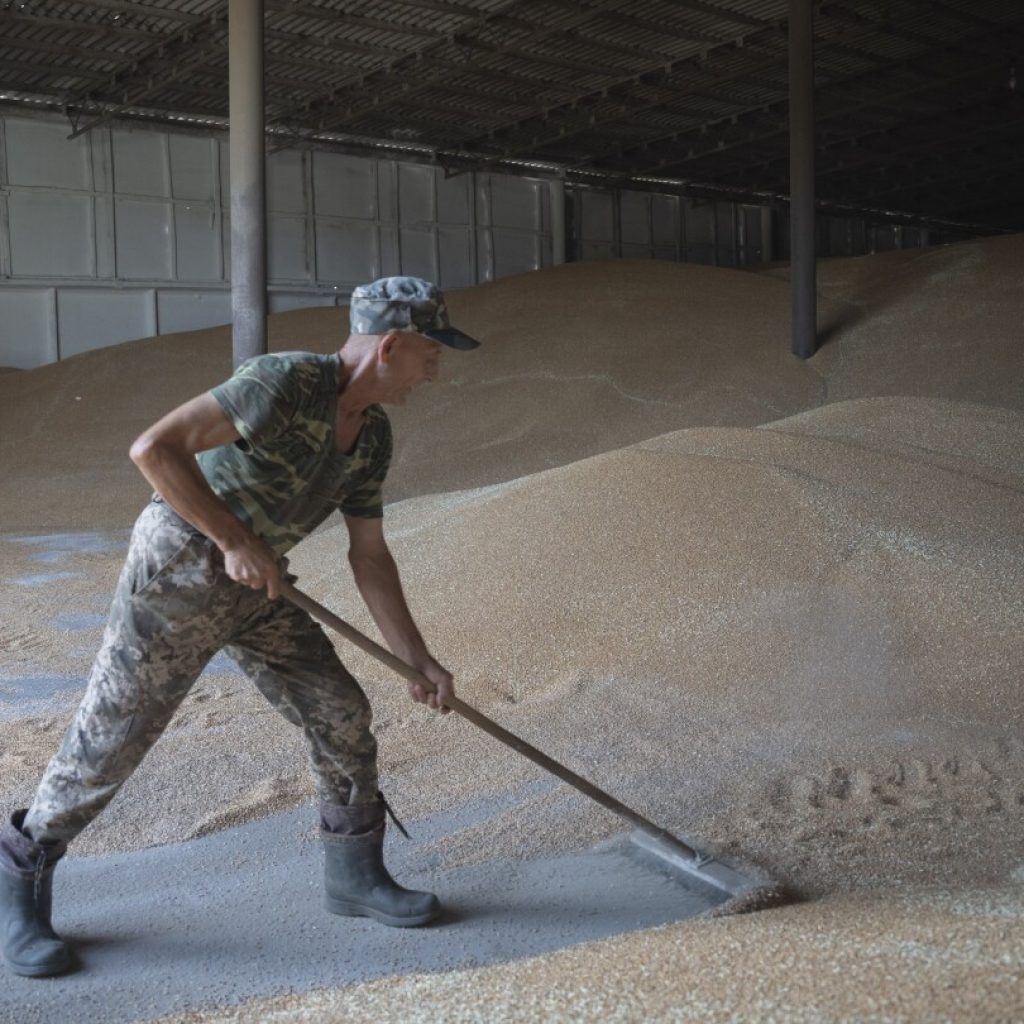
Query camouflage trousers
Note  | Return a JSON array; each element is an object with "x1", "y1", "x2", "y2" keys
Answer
[{"x1": 23, "y1": 500, "x2": 379, "y2": 846}]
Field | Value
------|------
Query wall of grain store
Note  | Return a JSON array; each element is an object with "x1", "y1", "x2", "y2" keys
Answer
[{"x1": 1, "y1": 111, "x2": 929, "y2": 369}]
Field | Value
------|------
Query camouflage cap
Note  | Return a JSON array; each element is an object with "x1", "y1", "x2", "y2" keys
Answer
[{"x1": 349, "y1": 276, "x2": 480, "y2": 351}]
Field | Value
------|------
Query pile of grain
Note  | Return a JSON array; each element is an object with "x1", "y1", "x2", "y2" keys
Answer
[
  {"x1": 1, "y1": 233, "x2": 1022, "y2": 1022},
  {"x1": 161, "y1": 887, "x2": 1024, "y2": 1024}
]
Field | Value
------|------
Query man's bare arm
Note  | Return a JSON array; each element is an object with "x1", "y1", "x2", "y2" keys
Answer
[
  {"x1": 344, "y1": 514, "x2": 454, "y2": 712},
  {"x1": 129, "y1": 392, "x2": 283, "y2": 597}
]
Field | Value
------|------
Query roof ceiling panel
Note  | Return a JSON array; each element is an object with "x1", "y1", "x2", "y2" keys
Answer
[{"x1": 0, "y1": 0, "x2": 1019, "y2": 228}]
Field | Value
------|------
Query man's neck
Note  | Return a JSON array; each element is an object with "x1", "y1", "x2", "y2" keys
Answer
[{"x1": 336, "y1": 349, "x2": 381, "y2": 416}]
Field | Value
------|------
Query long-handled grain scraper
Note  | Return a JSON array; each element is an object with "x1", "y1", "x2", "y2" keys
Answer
[{"x1": 282, "y1": 581, "x2": 783, "y2": 915}]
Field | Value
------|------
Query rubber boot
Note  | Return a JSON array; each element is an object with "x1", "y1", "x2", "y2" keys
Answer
[
  {"x1": 0, "y1": 810, "x2": 73, "y2": 978},
  {"x1": 321, "y1": 796, "x2": 439, "y2": 928}
]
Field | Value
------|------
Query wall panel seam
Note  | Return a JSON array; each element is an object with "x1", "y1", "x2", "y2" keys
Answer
[{"x1": 0, "y1": 118, "x2": 11, "y2": 279}]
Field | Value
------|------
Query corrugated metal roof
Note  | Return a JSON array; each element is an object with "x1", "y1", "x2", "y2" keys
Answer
[{"x1": 0, "y1": 0, "x2": 1021, "y2": 228}]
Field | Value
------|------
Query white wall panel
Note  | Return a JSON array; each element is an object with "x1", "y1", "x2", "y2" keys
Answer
[
  {"x1": 267, "y1": 150, "x2": 306, "y2": 214},
  {"x1": 475, "y1": 228, "x2": 495, "y2": 281},
  {"x1": 378, "y1": 227, "x2": 400, "y2": 278},
  {"x1": 157, "y1": 290, "x2": 231, "y2": 335},
  {"x1": 683, "y1": 200, "x2": 715, "y2": 264},
  {"x1": 827, "y1": 217, "x2": 851, "y2": 257},
  {"x1": 89, "y1": 130, "x2": 113, "y2": 193},
  {"x1": 316, "y1": 219, "x2": 378, "y2": 282},
  {"x1": 622, "y1": 243, "x2": 654, "y2": 259},
  {"x1": 652, "y1": 195, "x2": 678, "y2": 248},
  {"x1": 376, "y1": 161, "x2": 398, "y2": 224},
  {"x1": 218, "y1": 138, "x2": 230, "y2": 207},
  {"x1": 4, "y1": 112, "x2": 921, "y2": 369},
  {"x1": 489, "y1": 175, "x2": 541, "y2": 229},
  {"x1": 5, "y1": 119, "x2": 91, "y2": 190},
  {"x1": 112, "y1": 129, "x2": 169, "y2": 196},
  {"x1": 715, "y1": 202, "x2": 736, "y2": 266},
  {"x1": 438, "y1": 226, "x2": 473, "y2": 289},
  {"x1": 436, "y1": 173, "x2": 470, "y2": 225},
  {"x1": 620, "y1": 190, "x2": 651, "y2": 248},
  {"x1": 268, "y1": 293, "x2": 338, "y2": 314},
  {"x1": 221, "y1": 212, "x2": 232, "y2": 281},
  {"x1": 169, "y1": 135, "x2": 215, "y2": 201},
  {"x1": 492, "y1": 231, "x2": 539, "y2": 277},
  {"x1": 175, "y1": 204, "x2": 220, "y2": 281},
  {"x1": 314, "y1": 152, "x2": 377, "y2": 218},
  {"x1": 94, "y1": 195, "x2": 116, "y2": 278},
  {"x1": 580, "y1": 191, "x2": 614, "y2": 245},
  {"x1": 268, "y1": 214, "x2": 309, "y2": 281},
  {"x1": 399, "y1": 164, "x2": 435, "y2": 224},
  {"x1": 846, "y1": 218, "x2": 866, "y2": 255},
  {"x1": 0, "y1": 288, "x2": 58, "y2": 368},
  {"x1": 58, "y1": 289, "x2": 155, "y2": 358},
  {"x1": 399, "y1": 228, "x2": 437, "y2": 280},
  {"x1": 579, "y1": 241, "x2": 615, "y2": 261},
  {"x1": 742, "y1": 205, "x2": 763, "y2": 262},
  {"x1": 871, "y1": 225, "x2": 898, "y2": 252},
  {"x1": 115, "y1": 199, "x2": 173, "y2": 279},
  {"x1": 8, "y1": 192, "x2": 94, "y2": 277}
]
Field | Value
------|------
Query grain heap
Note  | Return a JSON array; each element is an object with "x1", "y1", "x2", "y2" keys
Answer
[{"x1": 1, "y1": 234, "x2": 1022, "y2": 1022}]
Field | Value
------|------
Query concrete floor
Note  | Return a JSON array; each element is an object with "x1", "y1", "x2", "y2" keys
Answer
[{"x1": 2, "y1": 788, "x2": 721, "y2": 1024}]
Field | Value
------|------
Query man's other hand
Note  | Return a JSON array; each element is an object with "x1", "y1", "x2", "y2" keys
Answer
[
  {"x1": 409, "y1": 658, "x2": 455, "y2": 715},
  {"x1": 221, "y1": 534, "x2": 284, "y2": 599}
]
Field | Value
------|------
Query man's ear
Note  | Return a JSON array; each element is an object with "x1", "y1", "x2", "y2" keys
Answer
[{"x1": 378, "y1": 332, "x2": 401, "y2": 364}]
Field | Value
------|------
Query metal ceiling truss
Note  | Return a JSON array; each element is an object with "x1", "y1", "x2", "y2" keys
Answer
[
  {"x1": 506, "y1": 4, "x2": 941, "y2": 171},
  {"x1": 589, "y1": 15, "x2": 1015, "y2": 176},
  {"x1": 620, "y1": 41, "x2": 1014, "y2": 179},
  {"x1": 0, "y1": 0, "x2": 1020, "y2": 229}
]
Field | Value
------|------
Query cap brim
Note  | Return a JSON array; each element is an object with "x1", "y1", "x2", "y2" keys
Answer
[{"x1": 423, "y1": 327, "x2": 481, "y2": 351}]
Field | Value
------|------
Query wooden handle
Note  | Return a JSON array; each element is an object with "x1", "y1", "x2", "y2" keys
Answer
[{"x1": 280, "y1": 581, "x2": 701, "y2": 862}]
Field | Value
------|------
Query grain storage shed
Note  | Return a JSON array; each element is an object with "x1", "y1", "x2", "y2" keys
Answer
[
  {"x1": 1, "y1": 0, "x2": 1020, "y2": 365},
  {"x1": 1, "y1": 4, "x2": 1022, "y2": 1022}
]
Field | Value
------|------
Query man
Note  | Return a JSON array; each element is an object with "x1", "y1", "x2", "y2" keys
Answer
[{"x1": 0, "y1": 276, "x2": 479, "y2": 978}]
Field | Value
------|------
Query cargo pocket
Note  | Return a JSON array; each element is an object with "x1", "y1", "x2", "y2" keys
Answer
[{"x1": 126, "y1": 506, "x2": 213, "y2": 601}]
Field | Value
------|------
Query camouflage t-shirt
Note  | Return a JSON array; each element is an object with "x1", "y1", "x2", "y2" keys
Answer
[{"x1": 197, "y1": 351, "x2": 392, "y2": 555}]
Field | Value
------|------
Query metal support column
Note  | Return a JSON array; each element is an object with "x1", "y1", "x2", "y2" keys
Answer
[
  {"x1": 229, "y1": 0, "x2": 266, "y2": 367},
  {"x1": 760, "y1": 206, "x2": 774, "y2": 263},
  {"x1": 549, "y1": 178, "x2": 566, "y2": 265},
  {"x1": 788, "y1": 0, "x2": 816, "y2": 359}
]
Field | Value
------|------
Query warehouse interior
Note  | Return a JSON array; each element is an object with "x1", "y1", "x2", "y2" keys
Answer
[{"x1": 1, "y1": 1, "x2": 1022, "y2": 1021}]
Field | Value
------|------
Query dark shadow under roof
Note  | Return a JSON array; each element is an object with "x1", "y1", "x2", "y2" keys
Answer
[{"x1": 1, "y1": 0, "x2": 1021, "y2": 230}]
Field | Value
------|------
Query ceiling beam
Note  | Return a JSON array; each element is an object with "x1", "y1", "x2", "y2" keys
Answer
[
  {"x1": 903, "y1": 0, "x2": 1024, "y2": 46},
  {"x1": 446, "y1": 29, "x2": 784, "y2": 155},
  {"x1": 717, "y1": 94, "x2": 1023, "y2": 191},
  {"x1": 11, "y1": 0, "x2": 198, "y2": 26},
  {"x1": 858, "y1": 150, "x2": 1024, "y2": 205},
  {"x1": 619, "y1": 38, "x2": 1009, "y2": 178},
  {"x1": 805, "y1": 118, "x2": 1023, "y2": 196},
  {"x1": 469, "y1": 0, "x2": 970, "y2": 166},
  {"x1": 566, "y1": 5, "x2": 1014, "y2": 173},
  {"x1": 0, "y1": 59, "x2": 109, "y2": 86},
  {"x1": 266, "y1": 0, "x2": 525, "y2": 139},
  {"x1": 565, "y1": 3, "x2": 723, "y2": 47},
  {"x1": 0, "y1": 32, "x2": 357, "y2": 101},
  {"x1": 585, "y1": 24, "x2": 1007, "y2": 174},
  {"x1": 66, "y1": 13, "x2": 229, "y2": 139},
  {"x1": 296, "y1": 0, "x2": 727, "y2": 137}
]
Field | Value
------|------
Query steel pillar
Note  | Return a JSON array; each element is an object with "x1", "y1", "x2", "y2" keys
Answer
[
  {"x1": 788, "y1": 0, "x2": 816, "y2": 359},
  {"x1": 229, "y1": 0, "x2": 266, "y2": 367},
  {"x1": 760, "y1": 205, "x2": 774, "y2": 263},
  {"x1": 549, "y1": 178, "x2": 566, "y2": 265}
]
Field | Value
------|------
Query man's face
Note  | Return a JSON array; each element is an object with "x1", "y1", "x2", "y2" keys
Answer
[{"x1": 379, "y1": 332, "x2": 443, "y2": 403}]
